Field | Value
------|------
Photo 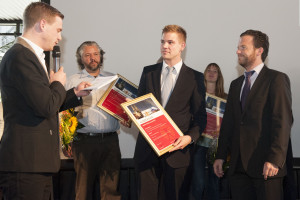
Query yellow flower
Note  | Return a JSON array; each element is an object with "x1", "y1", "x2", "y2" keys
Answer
[
  {"x1": 59, "y1": 109, "x2": 84, "y2": 151},
  {"x1": 69, "y1": 116, "x2": 78, "y2": 133}
]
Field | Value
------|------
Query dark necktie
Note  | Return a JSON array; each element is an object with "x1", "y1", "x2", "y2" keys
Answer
[{"x1": 241, "y1": 71, "x2": 254, "y2": 110}]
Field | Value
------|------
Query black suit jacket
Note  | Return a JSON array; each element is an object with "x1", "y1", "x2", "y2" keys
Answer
[
  {"x1": 0, "y1": 37, "x2": 81, "y2": 173},
  {"x1": 216, "y1": 66, "x2": 293, "y2": 178},
  {"x1": 134, "y1": 63, "x2": 206, "y2": 169}
]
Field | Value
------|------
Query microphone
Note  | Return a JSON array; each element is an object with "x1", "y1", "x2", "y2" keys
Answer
[{"x1": 52, "y1": 46, "x2": 61, "y2": 72}]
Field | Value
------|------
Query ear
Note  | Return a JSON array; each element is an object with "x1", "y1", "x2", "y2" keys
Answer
[
  {"x1": 181, "y1": 42, "x2": 186, "y2": 51},
  {"x1": 257, "y1": 47, "x2": 264, "y2": 57},
  {"x1": 38, "y1": 19, "x2": 47, "y2": 32}
]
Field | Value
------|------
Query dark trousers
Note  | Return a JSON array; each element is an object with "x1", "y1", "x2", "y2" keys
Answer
[
  {"x1": 136, "y1": 155, "x2": 192, "y2": 200},
  {"x1": 0, "y1": 172, "x2": 53, "y2": 200},
  {"x1": 230, "y1": 156, "x2": 283, "y2": 200},
  {"x1": 72, "y1": 132, "x2": 121, "y2": 200}
]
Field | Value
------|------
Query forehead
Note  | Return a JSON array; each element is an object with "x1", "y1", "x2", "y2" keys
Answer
[
  {"x1": 239, "y1": 35, "x2": 254, "y2": 46},
  {"x1": 49, "y1": 16, "x2": 63, "y2": 27},
  {"x1": 162, "y1": 32, "x2": 181, "y2": 41},
  {"x1": 82, "y1": 45, "x2": 99, "y2": 53},
  {"x1": 207, "y1": 65, "x2": 218, "y2": 71}
]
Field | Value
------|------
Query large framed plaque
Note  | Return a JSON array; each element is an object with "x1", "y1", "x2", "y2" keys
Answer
[
  {"x1": 202, "y1": 93, "x2": 227, "y2": 139},
  {"x1": 121, "y1": 93, "x2": 183, "y2": 156},
  {"x1": 97, "y1": 74, "x2": 138, "y2": 123}
]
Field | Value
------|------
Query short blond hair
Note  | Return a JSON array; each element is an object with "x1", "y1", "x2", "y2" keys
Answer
[
  {"x1": 162, "y1": 25, "x2": 187, "y2": 43},
  {"x1": 23, "y1": 2, "x2": 64, "y2": 30}
]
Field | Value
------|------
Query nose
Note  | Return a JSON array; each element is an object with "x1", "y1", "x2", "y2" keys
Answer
[
  {"x1": 161, "y1": 42, "x2": 168, "y2": 48},
  {"x1": 90, "y1": 54, "x2": 96, "y2": 61},
  {"x1": 58, "y1": 32, "x2": 62, "y2": 41}
]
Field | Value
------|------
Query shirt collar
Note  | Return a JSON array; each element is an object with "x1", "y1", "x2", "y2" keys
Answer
[
  {"x1": 80, "y1": 69, "x2": 103, "y2": 78},
  {"x1": 162, "y1": 59, "x2": 183, "y2": 74},
  {"x1": 244, "y1": 63, "x2": 264, "y2": 77},
  {"x1": 20, "y1": 36, "x2": 45, "y2": 60}
]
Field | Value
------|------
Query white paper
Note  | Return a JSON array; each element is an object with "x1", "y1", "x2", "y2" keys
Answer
[{"x1": 82, "y1": 75, "x2": 118, "y2": 90}]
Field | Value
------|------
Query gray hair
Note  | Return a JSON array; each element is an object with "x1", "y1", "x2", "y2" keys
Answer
[{"x1": 76, "y1": 41, "x2": 105, "y2": 70}]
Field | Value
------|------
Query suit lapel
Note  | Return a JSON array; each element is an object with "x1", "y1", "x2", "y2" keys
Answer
[
  {"x1": 170, "y1": 63, "x2": 186, "y2": 97},
  {"x1": 152, "y1": 64, "x2": 162, "y2": 102},
  {"x1": 164, "y1": 64, "x2": 187, "y2": 108},
  {"x1": 243, "y1": 66, "x2": 268, "y2": 112},
  {"x1": 15, "y1": 37, "x2": 50, "y2": 82},
  {"x1": 235, "y1": 76, "x2": 244, "y2": 114}
]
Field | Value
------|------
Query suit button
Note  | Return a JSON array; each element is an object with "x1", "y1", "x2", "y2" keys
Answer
[{"x1": 50, "y1": 130, "x2": 53, "y2": 135}]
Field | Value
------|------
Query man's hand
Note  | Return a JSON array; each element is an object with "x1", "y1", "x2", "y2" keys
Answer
[
  {"x1": 169, "y1": 135, "x2": 192, "y2": 152},
  {"x1": 120, "y1": 98, "x2": 132, "y2": 128},
  {"x1": 120, "y1": 119, "x2": 132, "y2": 128},
  {"x1": 74, "y1": 81, "x2": 91, "y2": 97},
  {"x1": 50, "y1": 67, "x2": 66, "y2": 85},
  {"x1": 213, "y1": 159, "x2": 224, "y2": 178},
  {"x1": 263, "y1": 162, "x2": 279, "y2": 180}
]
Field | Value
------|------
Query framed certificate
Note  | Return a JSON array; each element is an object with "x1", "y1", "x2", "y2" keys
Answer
[
  {"x1": 97, "y1": 74, "x2": 138, "y2": 123},
  {"x1": 202, "y1": 93, "x2": 227, "y2": 139},
  {"x1": 121, "y1": 93, "x2": 183, "y2": 156}
]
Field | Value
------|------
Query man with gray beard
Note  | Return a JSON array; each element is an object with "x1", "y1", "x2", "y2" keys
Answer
[{"x1": 66, "y1": 41, "x2": 121, "y2": 200}]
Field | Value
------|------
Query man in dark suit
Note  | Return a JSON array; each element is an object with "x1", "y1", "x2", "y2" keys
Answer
[
  {"x1": 0, "y1": 2, "x2": 90, "y2": 200},
  {"x1": 134, "y1": 24, "x2": 207, "y2": 200},
  {"x1": 213, "y1": 30, "x2": 293, "y2": 200}
]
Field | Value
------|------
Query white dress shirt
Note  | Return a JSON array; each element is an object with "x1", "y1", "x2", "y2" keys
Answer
[
  {"x1": 66, "y1": 69, "x2": 120, "y2": 133},
  {"x1": 240, "y1": 63, "x2": 264, "y2": 99}
]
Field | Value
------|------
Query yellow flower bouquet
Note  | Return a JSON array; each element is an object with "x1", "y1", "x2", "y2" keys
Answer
[{"x1": 59, "y1": 108, "x2": 84, "y2": 157}]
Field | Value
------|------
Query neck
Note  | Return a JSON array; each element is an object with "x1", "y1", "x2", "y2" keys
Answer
[
  {"x1": 244, "y1": 61, "x2": 263, "y2": 72},
  {"x1": 86, "y1": 68, "x2": 100, "y2": 77},
  {"x1": 22, "y1": 31, "x2": 43, "y2": 50},
  {"x1": 164, "y1": 57, "x2": 181, "y2": 67},
  {"x1": 206, "y1": 82, "x2": 216, "y2": 95}
]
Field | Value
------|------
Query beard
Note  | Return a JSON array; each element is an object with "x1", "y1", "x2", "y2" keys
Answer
[
  {"x1": 85, "y1": 61, "x2": 101, "y2": 72},
  {"x1": 238, "y1": 52, "x2": 256, "y2": 69}
]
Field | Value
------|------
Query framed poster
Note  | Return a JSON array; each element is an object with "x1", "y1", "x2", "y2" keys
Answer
[
  {"x1": 97, "y1": 74, "x2": 138, "y2": 123},
  {"x1": 202, "y1": 93, "x2": 227, "y2": 139},
  {"x1": 121, "y1": 93, "x2": 183, "y2": 156}
]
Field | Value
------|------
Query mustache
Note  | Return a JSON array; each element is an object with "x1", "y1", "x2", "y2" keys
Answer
[{"x1": 89, "y1": 60, "x2": 99, "y2": 64}]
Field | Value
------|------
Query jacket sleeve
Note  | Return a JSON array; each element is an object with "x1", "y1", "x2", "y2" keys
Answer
[{"x1": 266, "y1": 72, "x2": 293, "y2": 168}]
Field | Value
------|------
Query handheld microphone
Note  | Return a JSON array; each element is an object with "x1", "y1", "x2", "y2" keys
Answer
[{"x1": 52, "y1": 46, "x2": 61, "y2": 72}]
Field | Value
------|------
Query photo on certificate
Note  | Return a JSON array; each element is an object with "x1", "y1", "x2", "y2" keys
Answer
[
  {"x1": 97, "y1": 74, "x2": 138, "y2": 123},
  {"x1": 121, "y1": 93, "x2": 183, "y2": 156},
  {"x1": 202, "y1": 93, "x2": 227, "y2": 139}
]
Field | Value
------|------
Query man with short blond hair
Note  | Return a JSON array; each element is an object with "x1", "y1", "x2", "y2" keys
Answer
[{"x1": 134, "y1": 24, "x2": 207, "y2": 200}]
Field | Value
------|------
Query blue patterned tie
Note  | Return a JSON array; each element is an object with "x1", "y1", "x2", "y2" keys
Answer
[{"x1": 241, "y1": 71, "x2": 254, "y2": 111}]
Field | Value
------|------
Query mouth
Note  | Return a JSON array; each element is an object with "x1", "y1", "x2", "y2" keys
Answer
[{"x1": 90, "y1": 61, "x2": 98, "y2": 66}]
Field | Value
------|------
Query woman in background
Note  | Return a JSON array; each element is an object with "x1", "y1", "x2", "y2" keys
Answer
[{"x1": 191, "y1": 63, "x2": 227, "y2": 200}]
